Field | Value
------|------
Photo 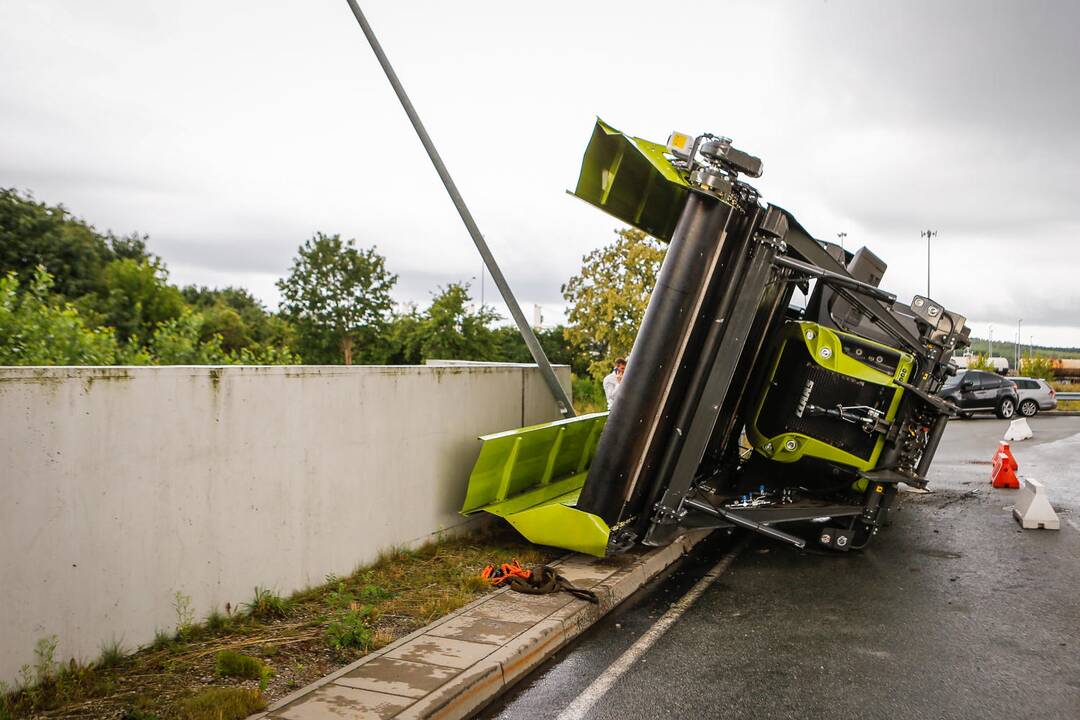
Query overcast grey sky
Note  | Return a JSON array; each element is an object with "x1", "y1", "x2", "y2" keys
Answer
[{"x1": 2, "y1": 1, "x2": 1078, "y2": 346}]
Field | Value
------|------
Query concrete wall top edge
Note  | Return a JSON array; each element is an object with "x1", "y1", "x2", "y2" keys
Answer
[{"x1": 0, "y1": 363, "x2": 569, "y2": 380}]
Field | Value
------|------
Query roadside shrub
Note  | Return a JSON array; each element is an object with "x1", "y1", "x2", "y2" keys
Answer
[{"x1": 1020, "y1": 356, "x2": 1055, "y2": 381}]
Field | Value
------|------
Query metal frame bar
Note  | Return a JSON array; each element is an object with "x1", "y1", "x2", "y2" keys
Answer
[{"x1": 343, "y1": 1, "x2": 574, "y2": 416}]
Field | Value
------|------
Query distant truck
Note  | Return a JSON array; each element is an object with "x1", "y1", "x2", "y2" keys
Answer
[
  {"x1": 953, "y1": 354, "x2": 1010, "y2": 373},
  {"x1": 1051, "y1": 358, "x2": 1080, "y2": 381}
]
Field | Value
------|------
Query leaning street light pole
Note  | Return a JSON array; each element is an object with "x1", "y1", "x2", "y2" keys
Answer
[
  {"x1": 921, "y1": 229, "x2": 937, "y2": 297},
  {"x1": 342, "y1": 1, "x2": 575, "y2": 416},
  {"x1": 836, "y1": 231, "x2": 847, "y2": 252}
]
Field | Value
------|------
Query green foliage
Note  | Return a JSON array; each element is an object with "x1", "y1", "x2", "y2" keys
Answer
[
  {"x1": 324, "y1": 607, "x2": 376, "y2": 651},
  {"x1": 179, "y1": 687, "x2": 266, "y2": 720},
  {"x1": 0, "y1": 188, "x2": 116, "y2": 299},
  {"x1": 244, "y1": 587, "x2": 290, "y2": 620},
  {"x1": 277, "y1": 232, "x2": 397, "y2": 364},
  {"x1": 562, "y1": 227, "x2": 665, "y2": 379},
  {"x1": 97, "y1": 639, "x2": 126, "y2": 669},
  {"x1": 33, "y1": 635, "x2": 59, "y2": 686},
  {"x1": 215, "y1": 652, "x2": 272, "y2": 689},
  {"x1": 173, "y1": 591, "x2": 196, "y2": 640},
  {"x1": 182, "y1": 285, "x2": 299, "y2": 358},
  {"x1": 206, "y1": 609, "x2": 231, "y2": 634},
  {"x1": 418, "y1": 283, "x2": 498, "y2": 360},
  {"x1": 83, "y1": 258, "x2": 186, "y2": 343},
  {"x1": 491, "y1": 324, "x2": 586, "y2": 375},
  {"x1": 359, "y1": 583, "x2": 394, "y2": 603},
  {"x1": 967, "y1": 354, "x2": 996, "y2": 371},
  {"x1": 150, "y1": 629, "x2": 176, "y2": 652},
  {"x1": 571, "y1": 374, "x2": 606, "y2": 413},
  {"x1": 1020, "y1": 355, "x2": 1055, "y2": 381},
  {"x1": 0, "y1": 268, "x2": 121, "y2": 364},
  {"x1": 326, "y1": 580, "x2": 356, "y2": 611}
]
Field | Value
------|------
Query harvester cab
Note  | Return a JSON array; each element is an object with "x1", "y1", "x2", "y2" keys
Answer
[{"x1": 462, "y1": 119, "x2": 970, "y2": 556}]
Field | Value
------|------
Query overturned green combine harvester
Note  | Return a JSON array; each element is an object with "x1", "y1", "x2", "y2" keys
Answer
[{"x1": 462, "y1": 120, "x2": 970, "y2": 556}]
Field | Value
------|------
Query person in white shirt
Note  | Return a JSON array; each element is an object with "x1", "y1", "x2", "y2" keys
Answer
[{"x1": 602, "y1": 358, "x2": 627, "y2": 409}]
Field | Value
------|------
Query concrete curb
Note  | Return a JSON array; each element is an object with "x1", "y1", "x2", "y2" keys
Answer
[{"x1": 251, "y1": 530, "x2": 712, "y2": 720}]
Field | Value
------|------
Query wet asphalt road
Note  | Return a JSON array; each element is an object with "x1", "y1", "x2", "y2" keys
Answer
[{"x1": 480, "y1": 416, "x2": 1080, "y2": 720}]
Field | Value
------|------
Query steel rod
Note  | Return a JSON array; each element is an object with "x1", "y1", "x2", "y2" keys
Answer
[
  {"x1": 343, "y1": 1, "x2": 574, "y2": 416},
  {"x1": 684, "y1": 498, "x2": 807, "y2": 549}
]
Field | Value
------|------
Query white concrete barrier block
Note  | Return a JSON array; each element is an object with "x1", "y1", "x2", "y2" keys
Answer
[
  {"x1": 1004, "y1": 417, "x2": 1033, "y2": 442},
  {"x1": 1012, "y1": 478, "x2": 1060, "y2": 530}
]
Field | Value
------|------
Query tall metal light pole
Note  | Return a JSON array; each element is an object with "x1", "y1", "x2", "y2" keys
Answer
[
  {"x1": 342, "y1": 1, "x2": 574, "y2": 416},
  {"x1": 1016, "y1": 318, "x2": 1022, "y2": 371},
  {"x1": 836, "y1": 231, "x2": 847, "y2": 253},
  {"x1": 921, "y1": 229, "x2": 937, "y2": 297}
]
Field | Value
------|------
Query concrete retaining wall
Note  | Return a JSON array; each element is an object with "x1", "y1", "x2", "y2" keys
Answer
[{"x1": 0, "y1": 364, "x2": 569, "y2": 683}]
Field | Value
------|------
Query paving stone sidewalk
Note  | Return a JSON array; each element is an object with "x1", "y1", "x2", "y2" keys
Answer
[{"x1": 249, "y1": 530, "x2": 710, "y2": 720}]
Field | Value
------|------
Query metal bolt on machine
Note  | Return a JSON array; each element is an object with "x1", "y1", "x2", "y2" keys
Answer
[{"x1": 461, "y1": 119, "x2": 970, "y2": 556}]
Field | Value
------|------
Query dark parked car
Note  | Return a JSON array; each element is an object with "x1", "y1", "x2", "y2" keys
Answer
[
  {"x1": 1010, "y1": 376, "x2": 1057, "y2": 416},
  {"x1": 940, "y1": 369, "x2": 1019, "y2": 419}
]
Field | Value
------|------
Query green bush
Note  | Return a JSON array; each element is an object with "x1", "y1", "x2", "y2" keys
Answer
[{"x1": 1020, "y1": 356, "x2": 1055, "y2": 381}]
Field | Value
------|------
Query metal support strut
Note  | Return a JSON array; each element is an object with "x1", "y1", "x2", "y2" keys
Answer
[{"x1": 343, "y1": 1, "x2": 575, "y2": 417}]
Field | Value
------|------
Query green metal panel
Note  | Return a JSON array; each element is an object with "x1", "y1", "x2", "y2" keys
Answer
[
  {"x1": 747, "y1": 321, "x2": 914, "y2": 473},
  {"x1": 570, "y1": 119, "x2": 691, "y2": 243},
  {"x1": 461, "y1": 412, "x2": 611, "y2": 556}
]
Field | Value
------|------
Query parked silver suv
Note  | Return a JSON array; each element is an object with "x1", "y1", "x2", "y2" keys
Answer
[{"x1": 1010, "y1": 376, "x2": 1057, "y2": 416}]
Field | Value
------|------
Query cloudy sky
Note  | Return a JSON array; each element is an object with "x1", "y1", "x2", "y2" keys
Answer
[{"x1": 2, "y1": 1, "x2": 1077, "y2": 347}]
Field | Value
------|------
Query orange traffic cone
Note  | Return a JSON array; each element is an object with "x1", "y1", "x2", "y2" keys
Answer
[
  {"x1": 998, "y1": 442, "x2": 1017, "y2": 469},
  {"x1": 991, "y1": 443, "x2": 1020, "y2": 489}
]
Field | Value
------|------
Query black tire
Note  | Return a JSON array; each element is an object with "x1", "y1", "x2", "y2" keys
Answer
[
  {"x1": 996, "y1": 396, "x2": 1017, "y2": 419},
  {"x1": 1019, "y1": 398, "x2": 1039, "y2": 417}
]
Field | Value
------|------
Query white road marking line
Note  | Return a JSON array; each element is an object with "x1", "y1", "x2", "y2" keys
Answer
[
  {"x1": 555, "y1": 539, "x2": 747, "y2": 720},
  {"x1": 1066, "y1": 517, "x2": 1080, "y2": 532}
]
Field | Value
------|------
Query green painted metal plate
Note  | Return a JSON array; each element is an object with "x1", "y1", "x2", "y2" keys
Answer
[
  {"x1": 570, "y1": 119, "x2": 691, "y2": 243},
  {"x1": 461, "y1": 412, "x2": 611, "y2": 556}
]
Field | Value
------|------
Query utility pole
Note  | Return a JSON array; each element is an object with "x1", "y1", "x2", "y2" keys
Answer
[
  {"x1": 836, "y1": 231, "x2": 847, "y2": 253},
  {"x1": 921, "y1": 229, "x2": 937, "y2": 297},
  {"x1": 1016, "y1": 318, "x2": 1022, "y2": 371},
  {"x1": 343, "y1": 1, "x2": 574, "y2": 416},
  {"x1": 988, "y1": 325, "x2": 993, "y2": 359}
]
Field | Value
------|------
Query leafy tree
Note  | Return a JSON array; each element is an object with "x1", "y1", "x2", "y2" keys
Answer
[
  {"x1": 967, "y1": 354, "x2": 996, "y2": 371},
  {"x1": 146, "y1": 311, "x2": 233, "y2": 364},
  {"x1": 562, "y1": 228, "x2": 665, "y2": 379},
  {"x1": 145, "y1": 310, "x2": 301, "y2": 365},
  {"x1": 82, "y1": 258, "x2": 187, "y2": 343},
  {"x1": 0, "y1": 267, "x2": 120, "y2": 365},
  {"x1": 276, "y1": 233, "x2": 397, "y2": 365},
  {"x1": 491, "y1": 324, "x2": 585, "y2": 374},
  {"x1": 382, "y1": 304, "x2": 425, "y2": 364},
  {"x1": 0, "y1": 188, "x2": 114, "y2": 300},
  {"x1": 1019, "y1": 356, "x2": 1055, "y2": 381},
  {"x1": 380, "y1": 285, "x2": 502, "y2": 364},
  {"x1": 416, "y1": 283, "x2": 499, "y2": 361}
]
